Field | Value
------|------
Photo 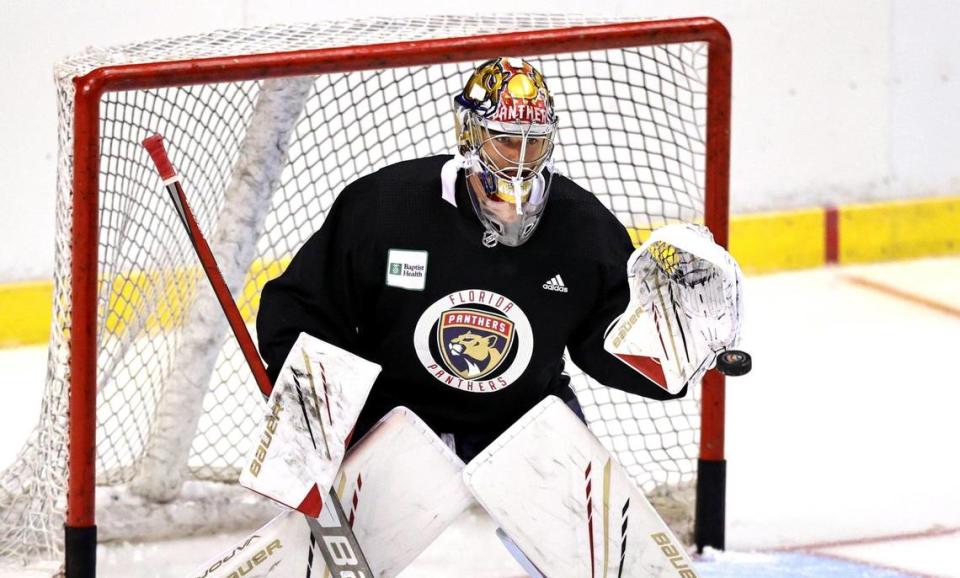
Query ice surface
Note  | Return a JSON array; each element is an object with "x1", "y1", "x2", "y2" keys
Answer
[
  {"x1": 0, "y1": 345, "x2": 46, "y2": 469},
  {"x1": 726, "y1": 257, "x2": 960, "y2": 552},
  {"x1": 697, "y1": 549, "x2": 920, "y2": 578},
  {"x1": 814, "y1": 530, "x2": 960, "y2": 578}
]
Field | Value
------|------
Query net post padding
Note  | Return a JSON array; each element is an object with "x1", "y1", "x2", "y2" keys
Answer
[{"x1": 129, "y1": 76, "x2": 315, "y2": 502}]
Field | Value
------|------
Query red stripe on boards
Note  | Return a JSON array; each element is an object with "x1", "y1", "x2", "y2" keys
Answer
[{"x1": 825, "y1": 206, "x2": 839, "y2": 264}]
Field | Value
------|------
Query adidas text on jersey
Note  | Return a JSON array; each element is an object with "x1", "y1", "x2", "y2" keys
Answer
[{"x1": 542, "y1": 275, "x2": 568, "y2": 293}]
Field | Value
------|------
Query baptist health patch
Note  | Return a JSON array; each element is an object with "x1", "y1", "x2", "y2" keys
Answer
[{"x1": 386, "y1": 249, "x2": 428, "y2": 290}]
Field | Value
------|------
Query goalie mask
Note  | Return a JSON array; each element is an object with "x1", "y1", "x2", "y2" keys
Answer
[{"x1": 454, "y1": 57, "x2": 559, "y2": 247}]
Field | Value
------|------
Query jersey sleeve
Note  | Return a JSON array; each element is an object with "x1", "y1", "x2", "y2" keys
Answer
[
  {"x1": 256, "y1": 182, "x2": 375, "y2": 384},
  {"x1": 566, "y1": 225, "x2": 688, "y2": 401}
]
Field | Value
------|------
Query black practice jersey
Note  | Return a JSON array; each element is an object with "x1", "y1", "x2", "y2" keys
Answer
[{"x1": 257, "y1": 155, "x2": 684, "y2": 438}]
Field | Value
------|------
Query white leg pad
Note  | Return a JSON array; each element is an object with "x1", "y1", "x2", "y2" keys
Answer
[
  {"x1": 198, "y1": 406, "x2": 473, "y2": 577},
  {"x1": 332, "y1": 406, "x2": 474, "y2": 576},
  {"x1": 463, "y1": 396, "x2": 699, "y2": 578}
]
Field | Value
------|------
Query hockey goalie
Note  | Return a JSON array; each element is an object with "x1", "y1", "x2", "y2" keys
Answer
[
  {"x1": 195, "y1": 330, "x2": 738, "y2": 577},
  {"x1": 184, "y1": 56, "x2": 746, "y2": 577}
]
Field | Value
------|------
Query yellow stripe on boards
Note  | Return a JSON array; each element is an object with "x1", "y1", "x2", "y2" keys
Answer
[
  {"x1": 0, "y1": 256, "x2": 291, "y2": 348},
  {"x1": 0, "y1": 281, "x2": 52, "y2": 347},
  {"x1": 729, "y1": 208, "x2": 826, "y2": 274},
  {"x1": 625, "y1": 227, "x2": 652, "y2": 248},
  {"x1": 101, "y1": 256, "x2": 291, "y2": 336},
  {"x1": 839, "y1": 197, "x2": 960, "y2": 263}
]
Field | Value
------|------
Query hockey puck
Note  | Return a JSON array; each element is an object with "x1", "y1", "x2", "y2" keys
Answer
[{"x1": 716, "y1": 349, "x2": 752, "y2": 376}]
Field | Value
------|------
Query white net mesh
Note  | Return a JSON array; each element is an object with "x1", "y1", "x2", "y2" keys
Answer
[{"x1": 0, "y1": 14, "x2": 716, "y2": 569}]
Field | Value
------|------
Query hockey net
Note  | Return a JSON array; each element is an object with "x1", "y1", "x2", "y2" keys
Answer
[{"x1": 0, "y1": 14, "x2": 730, "y2": 570}]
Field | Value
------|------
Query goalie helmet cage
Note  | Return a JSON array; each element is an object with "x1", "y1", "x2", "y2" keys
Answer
[{"x1": 4, "y1": 14, "x2": 730, "y2": 576}]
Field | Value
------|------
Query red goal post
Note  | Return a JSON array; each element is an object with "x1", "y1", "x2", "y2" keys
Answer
[{"x1": 29, "y1": 15, "x2": 730, "y2": 575}]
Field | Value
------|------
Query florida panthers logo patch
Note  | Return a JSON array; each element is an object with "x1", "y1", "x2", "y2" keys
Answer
[
  {"x1": 414, "y1": 290, "x2": 533, "y2": 393},
  {"x1": 440, "y1": 309, "x2": 515, "y2": 380}
]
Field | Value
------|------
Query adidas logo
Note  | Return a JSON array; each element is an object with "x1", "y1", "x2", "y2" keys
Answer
[{"x1": 542, "y1": 274, "x2": 568, "y2": 293}]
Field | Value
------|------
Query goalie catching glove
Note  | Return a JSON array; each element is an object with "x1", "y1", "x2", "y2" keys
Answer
[{"x1": 604, "y1": 223, "x2": 746, "y2": 394}]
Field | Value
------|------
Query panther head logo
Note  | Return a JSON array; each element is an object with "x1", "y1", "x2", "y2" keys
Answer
[
  {"x1": 447, "y1": 332, "x2": 504, "y2": 378},
  {"x1": 438, "y1": 308, "x2": 514, "y2": 381}
]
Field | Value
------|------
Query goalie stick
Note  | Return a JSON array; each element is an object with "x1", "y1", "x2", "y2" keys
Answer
[
  {"x1": 142, "y1": 133, "x2": 373, "y2": 577},
  {"x1": 496, "y1": 528, "x2": 546, "y2": 578}
]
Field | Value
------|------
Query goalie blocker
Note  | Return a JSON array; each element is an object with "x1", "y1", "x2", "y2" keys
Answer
[{"x1": 237, "y1": 332, "x2": 380, "y2": 516}]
